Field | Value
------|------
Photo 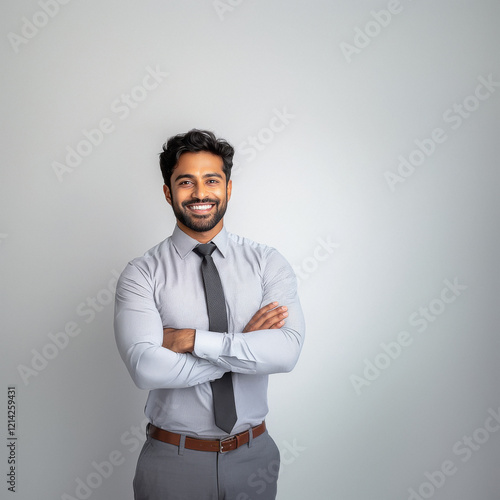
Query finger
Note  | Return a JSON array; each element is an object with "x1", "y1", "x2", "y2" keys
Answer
[
  {"x1": 256, "y1": 306, "x2": 287, "y2": 326},
  {"x1": 268, "y1": 318, "x2": 286, "y2": 330},
  {"x1": 248, "y1": 308, "x2": 288, "y2": 331},
  {"x1": 259, "y1": 310, "x2": 288, "y2": 330},
  {"x1": 252, "y1": 302, "x2": 279, "y2": 321},
  {"x1": 243, "y1": 303, "x2": 279, "y2": 332},
  {"x1": 251, "y1": 302, "x2": 281, "y2": 323}
]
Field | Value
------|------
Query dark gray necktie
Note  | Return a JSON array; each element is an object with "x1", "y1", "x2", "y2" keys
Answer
[{"x1": 194, "y1": 243, "x2": 237, "y2": 434}]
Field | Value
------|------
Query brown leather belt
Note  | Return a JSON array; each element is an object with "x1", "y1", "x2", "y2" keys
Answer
[{"x1": 149, "y1": 421, "x2": 266, "y2": 453}]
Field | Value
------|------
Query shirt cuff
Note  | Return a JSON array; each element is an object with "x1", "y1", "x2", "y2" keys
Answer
[{"x1": 193, "y1": 330, "x2": 225, "y2": 363}]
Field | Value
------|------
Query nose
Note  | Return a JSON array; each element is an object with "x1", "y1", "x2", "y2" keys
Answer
[{"x1": 192, "y1": 182, "x2": 208, "y2": 200}]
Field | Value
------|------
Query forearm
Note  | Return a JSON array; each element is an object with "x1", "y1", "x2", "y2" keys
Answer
[
  {"x1": 162, "y1": 328, "x2": 196, "y2": 353},
  {"x1": 193, "y1": 322, "x2": 305, "y2": 375},
  {"x1": 114, "y1": 263, "x2": 226, "y2": 390},
  {"x1": 121, "y1": 340, "x2": 226, "y2": 390},
  {"x1": 193, "y1": 252, "x2": 306, "y2": 375}
]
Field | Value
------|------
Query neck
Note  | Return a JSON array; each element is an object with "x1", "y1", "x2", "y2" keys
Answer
[{"x1": 176, "y1": 220, "x2": 224, "y2": 243}]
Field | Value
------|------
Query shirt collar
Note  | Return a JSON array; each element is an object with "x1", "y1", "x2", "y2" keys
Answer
[{"x1": 171, "y1": 224, "x2": 228, "y2": 259}]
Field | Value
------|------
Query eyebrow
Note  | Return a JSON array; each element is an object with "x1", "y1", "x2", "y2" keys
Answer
[{"x1": 173, "y1": 172, "x2": 224, "y2": 182}]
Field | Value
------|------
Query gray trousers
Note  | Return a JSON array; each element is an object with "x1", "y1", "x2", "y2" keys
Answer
[{"x1": 133, "y1": 428, "x2": 280, "y2": 500}]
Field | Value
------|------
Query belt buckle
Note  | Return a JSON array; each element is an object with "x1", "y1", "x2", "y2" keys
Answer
[{"x1": 219, "y1": 436, "x2": 235, "y2": 453}]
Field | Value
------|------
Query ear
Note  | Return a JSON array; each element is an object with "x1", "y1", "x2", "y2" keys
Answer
[
  {"x1": 163, "y1": 184, "x2": 172, "y2": 206},
  {"x1": 226, "y1": 179, "x2": 232, "y2": 202}
]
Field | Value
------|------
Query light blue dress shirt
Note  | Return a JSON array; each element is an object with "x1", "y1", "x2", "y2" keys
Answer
[{"x1": 114, "y1": 225, "x2": 305, "y2": 438}]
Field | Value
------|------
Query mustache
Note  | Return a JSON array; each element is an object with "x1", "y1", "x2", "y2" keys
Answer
[{"x1": 182, "y1": 198, "x2": 218, "y2": 208}]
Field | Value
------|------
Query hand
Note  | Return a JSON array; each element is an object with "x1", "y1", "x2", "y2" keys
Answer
[
  {"x1": 162, "y1": 328, "x2": 195, "y2": 353},
  {"x1": 243, "y1": 302, "x2": 288, "y2": 333}
]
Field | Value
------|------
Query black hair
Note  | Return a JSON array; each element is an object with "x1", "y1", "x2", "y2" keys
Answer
[{"x1": 159, "y1": 129, "x2": 234, "y2": 189}]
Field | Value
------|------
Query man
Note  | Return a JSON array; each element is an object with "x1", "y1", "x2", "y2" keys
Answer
[{"x1": 114, "y1": 129, "x2": 305, "y2": 499}]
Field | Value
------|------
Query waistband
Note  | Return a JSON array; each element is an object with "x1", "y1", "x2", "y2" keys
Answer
[{"x1": 148, "y1": 421, "x2": 266, "y2": 453}]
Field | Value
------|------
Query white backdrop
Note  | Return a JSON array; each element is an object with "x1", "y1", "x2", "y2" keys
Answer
[{"x1": 2, "y1": 1, "x2": 499, "y2": 499}]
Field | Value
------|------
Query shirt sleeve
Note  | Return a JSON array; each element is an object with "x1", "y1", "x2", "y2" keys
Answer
[
  {"x1": 193, "y1": 248, "x2": 305, "y2": 374},
  {"x1": 114, "y1": 262, "x2": 226, "y2": 390}
]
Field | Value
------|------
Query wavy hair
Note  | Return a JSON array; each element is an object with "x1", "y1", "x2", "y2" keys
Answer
[{"x1": 159, "y1": 129, "x2": 234, "y2": 189}]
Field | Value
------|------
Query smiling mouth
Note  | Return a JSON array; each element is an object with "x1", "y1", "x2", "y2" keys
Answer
[{"x1": 186, "y1": 203, "x2": 215, "y2": 215}]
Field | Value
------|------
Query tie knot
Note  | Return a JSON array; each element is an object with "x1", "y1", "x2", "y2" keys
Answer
[{"x1": 194, "y1": 243, "x2": 216, "y2": 258}]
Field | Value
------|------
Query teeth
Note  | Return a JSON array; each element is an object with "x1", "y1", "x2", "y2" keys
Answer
[{"x1": 190, "y1": 204, "x2": 212, "y2": 210}]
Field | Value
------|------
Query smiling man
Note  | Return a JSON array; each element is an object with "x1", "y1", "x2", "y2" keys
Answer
[{"x1": 114, "y1": 129, "x2": 305, "y2": 500}]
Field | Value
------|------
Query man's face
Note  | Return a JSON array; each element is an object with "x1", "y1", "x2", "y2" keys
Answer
[{"x1": 164, "y1": 151, "x2": 232, "y2": 238}]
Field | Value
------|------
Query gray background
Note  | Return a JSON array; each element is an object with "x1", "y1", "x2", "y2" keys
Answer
[{"x1": 1, "y1": 1, "x2": 499, "y2": 499}]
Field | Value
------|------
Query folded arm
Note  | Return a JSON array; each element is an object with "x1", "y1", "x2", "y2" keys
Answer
[
  {"x1": 114, "y1": 262, "x2": 226, "y2": 390},
  {"x1": 193, "y1": 249, "x2": 305, "y2": 375},
  {"x1": 162, "y1": 302, "x2": 288, "y2": 352}
]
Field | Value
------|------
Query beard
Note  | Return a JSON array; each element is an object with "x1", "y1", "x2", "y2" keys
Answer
[{"x1": 171, "y1": 195, "x2": 228, "y2": 233}]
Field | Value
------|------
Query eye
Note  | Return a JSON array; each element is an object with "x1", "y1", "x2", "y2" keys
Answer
[{"x1": 207, "y1": 179, "x2": 219, "y2": 184}]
